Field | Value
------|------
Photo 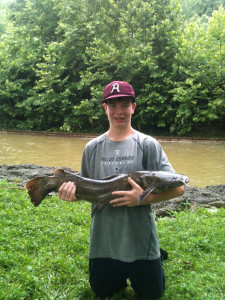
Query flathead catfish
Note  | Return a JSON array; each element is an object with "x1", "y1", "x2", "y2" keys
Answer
[{"x1": 25, "y1": 169, "x2": 189, "y2": 211}]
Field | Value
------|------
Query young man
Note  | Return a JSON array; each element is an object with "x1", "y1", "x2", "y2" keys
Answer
[{"x1": 58, "y1": 81, "x2": 184, "y2": 299}]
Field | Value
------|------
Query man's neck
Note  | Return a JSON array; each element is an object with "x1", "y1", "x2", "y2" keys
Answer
[{"x1": 106, "y1": 127, "x2": 134, "y2": 141}]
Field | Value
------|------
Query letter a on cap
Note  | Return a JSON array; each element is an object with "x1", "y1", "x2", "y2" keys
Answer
[{"x1": 111, "y1": 83, "x2": 120, "y2": 94}]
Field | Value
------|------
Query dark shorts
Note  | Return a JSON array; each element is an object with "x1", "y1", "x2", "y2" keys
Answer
[{"x1": 89, "y1": 258, "x2": 165, "y2": 299}]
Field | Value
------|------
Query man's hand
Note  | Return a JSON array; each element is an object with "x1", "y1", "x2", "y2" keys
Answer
[
  {"x1": 110, "y1": 177, "x2": 143, "y2": 207},
  {"x1": 58, "y1": 181, "x2": 76, "y2": 202}
]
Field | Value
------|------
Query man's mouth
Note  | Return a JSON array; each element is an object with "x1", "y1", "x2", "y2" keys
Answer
[{"x1": 114, "y1": 117, "x2": 125, "y2": 121}]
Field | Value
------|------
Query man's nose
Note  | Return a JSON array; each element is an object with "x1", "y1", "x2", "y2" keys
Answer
[{"x1": 115, "y1": 105, "x2": 123, "y2": 113}]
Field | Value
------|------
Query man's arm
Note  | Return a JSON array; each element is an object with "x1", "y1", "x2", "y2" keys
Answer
[
  {"x1": 142, "y1": 185, "x2": 184, "y2": 205},
  {"x1": 110, "y1": 177, "x2": 184, "y2": 207}
]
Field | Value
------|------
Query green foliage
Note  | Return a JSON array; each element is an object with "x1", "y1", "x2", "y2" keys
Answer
[
  {"x1": 78, "y1": 0, "x2": 182, "y2": 132},
  {"x1": 0, "y1": 180, "x2": 224, "y2": 299},
  {"x1": 180, "y1": 0, "x2": 225, "y2": 19},
  {"x1": 0, "y1": 0, "x2": 8, "y2": 35},
  {"x1": 0, "y1": 0, "x2": 224, "y2": 136},
  {"x1": 170, "y1": 7, "x2": 225, "y2": 135},
  {"x1": 0, "y1": 0, "x2": 60, "y2": 130}
]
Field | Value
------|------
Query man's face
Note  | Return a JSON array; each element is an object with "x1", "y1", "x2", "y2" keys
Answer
[{"x1": 104, "y1": 98, "x2": 136, "y2": 128}]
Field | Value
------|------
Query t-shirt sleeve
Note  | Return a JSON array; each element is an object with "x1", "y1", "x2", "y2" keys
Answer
[
  {"x1": 80, "y1": 143, "x2": 92, "y2": 178},
  {"x1": 143, "y1": 137, "x2": 175, "y2": 172}
]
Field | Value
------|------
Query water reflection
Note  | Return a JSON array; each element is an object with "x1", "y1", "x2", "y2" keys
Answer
[{"x1": 0, "y1": 133, "x2": 224, "y2": 187}]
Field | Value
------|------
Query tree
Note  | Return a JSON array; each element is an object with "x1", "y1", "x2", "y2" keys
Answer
[
  {"x1": 0, "y1": 0, "x2": 60, "y2": 129},
  {"x1": 0, "y1": 0, "x2": 8, "y2": 35},
  {"x1": 180, "y1": 0, "x2": 225, "y2": 19},
  {"x1": 75, "y1": 0, "x2": 182, "y2": 133},
  {"x1": 0, "y1": 0, "x2": 224, "y2": 136},
  {"x1": 27, "y1": 0, "x2": 105, "y2": 131},
  {"x1": 170, "y1": 7, "x2": 225, "y2": 135}
]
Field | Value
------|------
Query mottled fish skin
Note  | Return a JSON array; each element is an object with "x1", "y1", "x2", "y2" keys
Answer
[{"x1": 25, "y1": 169, "x2": 189, "y2": 211}]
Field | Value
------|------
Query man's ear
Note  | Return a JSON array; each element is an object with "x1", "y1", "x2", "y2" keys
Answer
[
  {"x1": 132, "y1": 102, "x2": 136, "y2": 114},
  {"x1": 103, "y1": 103, "x2": 108, "y2": 114}
]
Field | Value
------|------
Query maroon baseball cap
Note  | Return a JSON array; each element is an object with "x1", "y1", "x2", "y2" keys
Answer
[{"x1": 102, "y1": 81, "x2": 135, "y2": 103}]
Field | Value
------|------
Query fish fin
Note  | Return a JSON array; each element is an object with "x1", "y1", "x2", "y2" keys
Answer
[
  {"x1": 99, "y1": 175, "x2": 119, "y2": 181},
  {"x1": 25, "y1": 177, "x2": 48, "y2": 207},
  {"x1": 91, "y1": 204, "x2": 104, "y2": 217},
  {"x1": 138, "y1": 187, "x2": 154, "y2": 205},
  {"x1": 54, "y1": 169, "x2": 66, "y2": 175}
]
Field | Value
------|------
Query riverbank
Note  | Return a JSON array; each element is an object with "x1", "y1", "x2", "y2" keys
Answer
[{"x1": 1, "y1": 129, "x2": 225, "y2": 143}]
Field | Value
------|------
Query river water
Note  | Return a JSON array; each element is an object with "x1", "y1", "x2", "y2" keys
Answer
[{"x1": 0, "y1": 133, "x2": 224, "y2": 187}]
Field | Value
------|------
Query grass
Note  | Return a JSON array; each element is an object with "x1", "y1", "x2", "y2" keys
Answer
[{"x1": 0, "y1": 180, "x2": 224, "y2": 300}]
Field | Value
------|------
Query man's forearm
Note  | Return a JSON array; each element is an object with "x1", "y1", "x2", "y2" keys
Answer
[{"x1": 142, "y1": 186, "x2": 185, "y2": 205}]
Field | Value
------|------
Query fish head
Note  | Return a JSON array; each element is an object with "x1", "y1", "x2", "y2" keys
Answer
[{"x1": 140, "y1": 171, "x2": 189, "y2": 192}]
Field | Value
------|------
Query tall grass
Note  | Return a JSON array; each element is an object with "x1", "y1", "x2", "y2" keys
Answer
[{"x1": 0, "y1": 180, "x2": 224, "y2": 300}]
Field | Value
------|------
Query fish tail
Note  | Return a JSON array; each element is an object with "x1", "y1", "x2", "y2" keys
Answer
[{"x1": 25, "y1": 177, "x2": 49, "y2": 207}]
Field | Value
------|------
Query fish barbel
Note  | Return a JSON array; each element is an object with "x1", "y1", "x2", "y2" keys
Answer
[{"x1": 25, "y1": 169, "x2": 189, "y2": 211}]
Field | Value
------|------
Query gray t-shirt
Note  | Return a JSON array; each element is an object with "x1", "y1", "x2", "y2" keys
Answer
[{"x1": 81, "y1": 130, "x2": 174, "y2": 262}]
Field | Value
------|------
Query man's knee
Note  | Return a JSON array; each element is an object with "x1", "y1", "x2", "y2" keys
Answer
[
  {"x1": 129, "y1": 259, "x2": 165, "y2": 299},
  {"x1": 89, "y1": 281, "x2": 114, "y2": 299},
  {"x1": 131, "y1": 281, "x2": 165, "y2": 299},
  {"x1": 89, "y1": 277, "x2": 127, "y2": 299},
  {"x1": 141, "y1": 284, "x2": 165, "y2": 299},
  {"x1": 89, "y1": 258, "x2": 127, "y2": 299}
]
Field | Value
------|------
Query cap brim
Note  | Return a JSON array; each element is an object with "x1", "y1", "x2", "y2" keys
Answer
[{"x1": 101, "y1": 94, "x2": 135, "y2": 103}]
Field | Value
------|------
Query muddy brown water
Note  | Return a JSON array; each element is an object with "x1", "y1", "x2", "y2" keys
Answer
[{"x1": 0, "y1": 132, "x2": 224, "y2": 187}]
